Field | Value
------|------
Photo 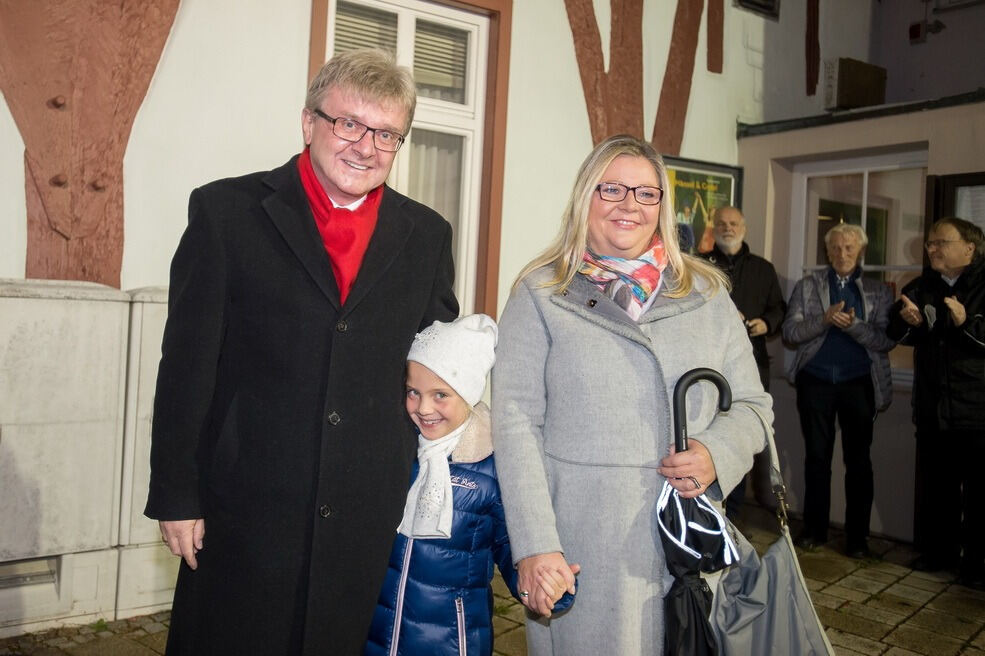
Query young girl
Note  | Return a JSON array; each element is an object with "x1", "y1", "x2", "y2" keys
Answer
[{"x1": 364, "y1": 314, "x2": 573, "y2": 656}]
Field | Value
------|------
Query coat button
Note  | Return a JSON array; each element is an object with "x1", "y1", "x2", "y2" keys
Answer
[
  {"x1": 319, "y1": 504, "x2": 332, "y2": 518},
  {"x1": 327, "y1": 411, "x2": 341, "y2": 425},
  {"x1": 587, "y1": 299, "x2": 597, "y2": 307},
  {"x1": 335, "y1": 320, "x2": 348, "y2": 332}
]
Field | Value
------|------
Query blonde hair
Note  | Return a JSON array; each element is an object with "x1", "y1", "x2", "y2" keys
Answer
[
  {"x1": 513, "y1": 135, "x2": 726, "y2": 297},
  {"x1": 305, "y1": 48, "x2": 417, "y2": 132}
]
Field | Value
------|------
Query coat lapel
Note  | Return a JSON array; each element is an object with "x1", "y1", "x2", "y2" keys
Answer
[
  {"x1": 261, "y1": 157, "x2": 342, "y2": 309},
  {"x1": 342, "y1": 186, "x2": 412, "y2": 314}
]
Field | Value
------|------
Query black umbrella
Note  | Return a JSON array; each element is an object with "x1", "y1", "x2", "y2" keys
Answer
[{"x1": 658, "y1": 368, "x2": 740, "y2": 656}]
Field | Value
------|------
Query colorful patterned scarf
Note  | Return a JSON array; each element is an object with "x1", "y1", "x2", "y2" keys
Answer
[{"x1": 579, "y1": 237, "x2": 668, "y2": 320}]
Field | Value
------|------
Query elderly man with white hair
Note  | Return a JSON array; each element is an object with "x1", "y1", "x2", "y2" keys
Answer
[{"x1": 782, "y1": 223, "x2": 895, "y2": 559}]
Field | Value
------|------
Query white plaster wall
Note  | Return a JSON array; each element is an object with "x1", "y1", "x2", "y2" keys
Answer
[
  {"x1": 0, "y1": 0, "x2": 310, "y2": 290},
  {"x1": 871, "y1": 0, "x2": 985, "y2": 103},
  {"x1": 122, "y1": 0, "x2": 311, "y2": 290}
]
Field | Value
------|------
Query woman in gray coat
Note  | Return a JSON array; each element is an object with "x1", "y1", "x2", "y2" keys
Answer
[{"x1": 492, "y1": 135, "x2": 772, "y2": 655}]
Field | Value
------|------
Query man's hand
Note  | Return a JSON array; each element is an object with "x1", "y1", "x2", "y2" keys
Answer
[
  {"x1": 944, "y1": 296, "x2": 967, "y2": 326},
  {"x1": 824, "y1": 301, "x2": 854, "y2": 329},
  {"x1": 745, "y1": 318, "x2": 768, "y2": 337},
  {"x1": 160, "y1": 519, "x2": 205, "y2": 569},
  {"x1": 899, "y1": 295, "x2": 923, "y2": 327}
]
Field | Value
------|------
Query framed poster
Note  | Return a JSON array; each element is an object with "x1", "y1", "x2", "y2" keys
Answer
[{"x1": 662, "y1": 155, "x2": 743, "y2": 254}]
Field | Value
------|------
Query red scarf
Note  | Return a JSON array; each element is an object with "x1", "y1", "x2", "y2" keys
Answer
[{"x1": 297, "y1": 149, "x2": 382, "y2": 304}]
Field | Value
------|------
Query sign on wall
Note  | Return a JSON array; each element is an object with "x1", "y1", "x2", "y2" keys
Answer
[{"x1": 663, "y1": 155, "x2": 743, "y2": 254}]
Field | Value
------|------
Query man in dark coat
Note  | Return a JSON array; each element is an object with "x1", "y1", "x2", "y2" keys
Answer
[
  {"x1": 702, "y1": 206, "x2": 785, "y2": 520},
  {"x1": 888, "y1": 217, "x2": 985, "y2": 587},
  {"x1": 144, "y1": 49, "x2": 458, "y2": 655}
]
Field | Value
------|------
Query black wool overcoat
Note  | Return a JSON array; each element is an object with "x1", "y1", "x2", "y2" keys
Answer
[{"x1": 144, "y1": 155, "x2": 459, "y2": 655}]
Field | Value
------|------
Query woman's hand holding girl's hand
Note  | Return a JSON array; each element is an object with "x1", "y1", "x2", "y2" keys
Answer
[
  {"x1": 658, "y1": 438, "x2": 717, "y2": 499},
  {"x1": 517, "y1": 552, "x2": 580, "y2": 617}
]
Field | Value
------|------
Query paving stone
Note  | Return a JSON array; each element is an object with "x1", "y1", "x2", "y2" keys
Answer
[
  {"x1": 824, "y1": 584, "x2": 875, "y2": 603},
  {"x1": 135, "y1": 631, "x2": 168, "y2": 654},
  {"x1": 884, "y1": 583, "x2": 938, "y2": 604},
  {"x1": 961, "y1": 648, "x2": 985, "y2": 655},
  {"x1": 972, "y1": 628, "x2": 985, "y2": 650},
  {"x1": 928, "y1": 591, "x2": 985, "y2": 622},
  {"x1": 817, "y1": 605, "x2": 894, "y2": 641},
  {"x1": 97, "y1": 632, "x2": 114, "y2": 639},
  {"x1": 899, "y1": 574, "x2": 949, "y2": 593},
  {"x1": 882, "y1": 648, "x2": 924, "y2": 656},
  {"x1": 141, "y1": 624, "x2": 166, "y2": 636},
  {"x1": 909, "y1": 568, "x2": 957, "y2": 583},
  {"x1": 493, "y1": 615, "x2": 522, "y2": 634},
  {"x1": 906, "y1": 607, "x2": 981, "y2": 641},
  {"x1": 493, "y1": 625, "x2": 527, "y2": 656},
  {"x1": 494, "y1": 601, "x2": 527, "y2": 624},
  {"x1": 840, "y1": 573, "x2": 892, "y2": 595},
  {"x1": 66, "y1": 636, "x2": 159, "y2": 656},
  {"x1": 72, "y1": 633, "x2": 94, "y2": 644},
  {"x1": 812, "y1": 589, "x2": 849, "y2": 609},
  {"x1": 883, "y1": 625, "x2": 964, "y2": 656},
  {"x1": 826, "y1": 627, "x2": 888, "y2": 655},
  {"x1": 841, "y1": 600, "x2": 908, "y2": 627},
  {"x1": 868, "y1": 593, "x2": 923, "y2": 618},
  {"x1": 149, "y1": 613, "x2": 170, "y2": 624},
  {"x1": 807, "y1": 577, "x2": 827, "y2": 591},
  {"x1": 854, "y1": 566, "x2": 903, "y2": 585},
  {"x1": 833, "y1": 647, "x2": 869, "y2": 656},
  {"x1": 46, "y1": 637, "x2": 73, "y2": 647},
  {"x1": 868, "y1": 561, "x2": 914, "y2": 578},
  {"x1": 801, "y1": 552, "x2": 860, "y2": 583}
]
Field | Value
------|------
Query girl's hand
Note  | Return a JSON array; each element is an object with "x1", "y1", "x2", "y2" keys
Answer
[
  {"x1": 658, "y1": 439, "x2": 717, "y2": 499},
  {"x1": 516, "y1": 553, "x2": 580, "y2": 617}
]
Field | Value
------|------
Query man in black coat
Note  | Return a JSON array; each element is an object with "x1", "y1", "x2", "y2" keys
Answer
[
  {"x1": 144, "y1": 49, "x2": 458, "y2": 654},
  {"x1": 888, "y1": 217, "x2": 985, "y2": 587},
  {"x1": 702, "y1": 206, "x2": 785, "y2": 520}
]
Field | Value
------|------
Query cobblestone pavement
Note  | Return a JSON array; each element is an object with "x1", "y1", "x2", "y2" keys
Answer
[{"x1": 4, "y1": 504, "x2": 985, "y2": 655}]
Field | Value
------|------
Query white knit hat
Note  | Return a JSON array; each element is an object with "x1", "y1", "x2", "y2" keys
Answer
[{"x1": 407, "y1": 314, "x2": 498, "y2": 406}]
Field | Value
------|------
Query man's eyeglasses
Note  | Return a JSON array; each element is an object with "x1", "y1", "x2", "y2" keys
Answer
[
  {"x1": 924, "y1": 239, "x2": 964, "y2": 250},
  {"x1": 313, "y1": 109, "x2": 405, "y2": 152},
  {"x1": 595, "y1": 182, "x2": 663, "y2": 205}
]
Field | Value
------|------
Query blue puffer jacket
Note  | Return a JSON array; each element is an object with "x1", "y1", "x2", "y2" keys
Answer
[{"x1": 364, "y1": 404, "x2": 572, "y2": 656}]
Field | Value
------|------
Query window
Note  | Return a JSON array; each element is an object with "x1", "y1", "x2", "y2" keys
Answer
[
  {"x1": 790, "y1": 151, "x2": 929, "y2": 380},
  {"x1": 326, "y1": 0, "x2": 489, "y2": 314}
]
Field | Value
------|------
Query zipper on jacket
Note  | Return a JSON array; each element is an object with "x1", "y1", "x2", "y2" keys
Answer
[
  {"x1": 455, "y1": 596, "x2": 467, "y2": 656},
  {"x1": 389, "y1": 538, "x2": 414, "y2": 656}
]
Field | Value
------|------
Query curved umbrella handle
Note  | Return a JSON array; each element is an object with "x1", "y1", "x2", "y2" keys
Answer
[{"x1": 673, "y1": 368, "x2": 732, "y2": 452}]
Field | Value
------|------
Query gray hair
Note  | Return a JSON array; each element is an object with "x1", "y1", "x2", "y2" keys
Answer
[
  {"x1": 823, "y1": 222, "x2": 868, "y2": 249},
  {"x1": 305, "y1": 48, "x2": 417, "y2": 132}
]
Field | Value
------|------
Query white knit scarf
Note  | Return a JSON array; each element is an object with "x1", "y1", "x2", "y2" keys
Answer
[{"x1": 396, "y1": 415, "x2": 472, "y2": 539}]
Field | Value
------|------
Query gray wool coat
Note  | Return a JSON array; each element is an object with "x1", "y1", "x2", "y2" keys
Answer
[
  {"x1": 491, "y1": 266, "x2": 772, "y2": 656},
  {"x1": 781, "y1": 268, "x2": 895, "y2": 411}
]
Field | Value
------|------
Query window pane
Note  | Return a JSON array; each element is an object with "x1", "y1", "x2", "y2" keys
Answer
[
  {"x1": 806, "y1": 174, "x2": 864, "y2": 267},
  {"x1": 407, "y1": 129, "x2": 464, "y2": 236},
  {"x1": 414, "y1": 20, "x2": 468, "y2": 104},
  {"x1": 335, "y1": 1, "x2": 397, "y2": 55},
  {"x1": 868, "y1": 168, "x2": 926, "y2": 267}
]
